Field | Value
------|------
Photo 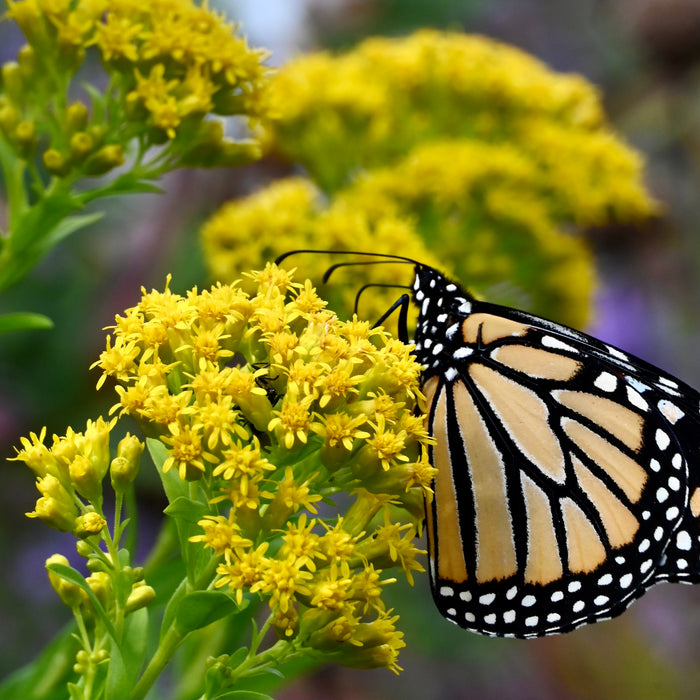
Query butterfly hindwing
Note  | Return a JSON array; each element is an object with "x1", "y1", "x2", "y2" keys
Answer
[{"x1": 412, "y1": 265, "x2": 700, "y2": 637}]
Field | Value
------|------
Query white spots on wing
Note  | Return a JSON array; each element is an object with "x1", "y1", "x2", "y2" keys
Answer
[
  {"x1": 626, "y1": 386, "x2": 649, "y2": 411},
  {"x1": 453, "y1": 347, "x2": 473, "y2": 360},
  {"x1": 594, "y1": 372, "x2": 617, "y2": 393},
  {"x1": 541, "y1": 336, "x2": 579, "y2": 354},
  {"x1": 676, "y1": 531, "x2": 692, "y2": 551},
  {"x1": 655, "y1": 429, "x2": 671, "y2": 451},
  {"x1": 444, "y1": 367, "x2": 459, "y2": 382},
  {"x1": 606, "y1": 345, "x2": 630, "y2": 362},
  {"x1": 458, "y1": 301, "x2": 472, "y2": 314}
]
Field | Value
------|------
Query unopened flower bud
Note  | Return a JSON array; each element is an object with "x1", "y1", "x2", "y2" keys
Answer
[
  {"x1": 15, "y1": 120, "x2": 36, "y2": 157},
  {"x1": 76, "y1": 540, "x2": 93, "y2": 558},
  {"x1": 1, "y1": 62, "x2": 23, "y2": 103},
  {"x1": 65, "y1": 101, "x2": 89, "y2": 132},
  {"x1": 81, "y1": 417, "x2": 112, "y2": 482},
  {"x1": 43, "y1": 148, "x2": 70, "y2": 176},
  {"x1": 74, "y1": 512, "x2": 107, "y2": 538},
  {"x1": 69, "y1": 454, "x2": 103, "y2": 503},
  {"x1": 17, "y1": 45, "x2": 37, "y2": 79},
  {"x1": 86, "y1": 571, "x2": 112, "y2": 609},
  {"x1": 46, "y1": 554, "x2": 85, "y2": 608},
  {"x1": 82, "y1": 144, "x2": 124, "y2": 176},
  {"x1": 110, "y1": 434, "x2": 144, "y2": 492},
  {"x1": 125, "y1": 582, "x2": 156, "y2": 612},
  {"x1": 0, "y1": 104, "x2": 20, "y2": 139},
  {"x1": 29, "y1": 494, "x2": 77, "y2": 532},
  {"x1": 69, "y1": 132, "x2": 94, "y2": 161}
]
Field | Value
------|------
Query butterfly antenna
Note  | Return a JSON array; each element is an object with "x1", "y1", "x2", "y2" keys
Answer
[
  {"x1": 372, "y1": 293, "x2": 411, "y2": 343},
  {"x1": 274, "y1": 249, "x2": 420, "y2": 269},
  {"x1": 353, "y1": 282, "x2": 412, "y2": 315}
]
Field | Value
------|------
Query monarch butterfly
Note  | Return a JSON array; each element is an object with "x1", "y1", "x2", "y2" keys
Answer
[{"x1": 275, "y1": 250, "x2": 700, "y2": 638}]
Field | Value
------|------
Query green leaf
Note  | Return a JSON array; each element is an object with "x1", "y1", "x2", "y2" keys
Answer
[
  {"x1": 147, "y1": 437, "x2": 188, "y2": 504},
  {"x1": 214, "y1": 692, "x2": 274, "y2": 700},
  {"x1": 106, "y1": 608, "x2": 149, "y2": 700},
  {"x1": 0, "y1": 623, "x2": 79, "y2": 700},
  {"x1": 163, "y1": 496, "x2": 208, "y2": 524},
  {"x1": 38, "y1": 211, "x2": 104, "y2": 254},
  {"x1": 0, "y1": 312, "x2": 54, "y2": 334},
  {"x1": 104, "y1": 641, "x2": 129, "y2": 700},
  {"x1": 174, "y1": 590, "x2": 239, "y2": 635},
  {"x1": 160, "y1": 577, "x2": 188, "y2": 641}
]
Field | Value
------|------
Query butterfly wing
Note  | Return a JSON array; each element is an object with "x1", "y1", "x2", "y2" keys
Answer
[{"x1": 412, "y1": 266, "x2": 700, "y2": 637}]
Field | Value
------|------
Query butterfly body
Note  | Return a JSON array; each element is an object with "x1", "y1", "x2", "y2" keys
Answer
[{"x1": 411, "y1": 264, "x2": 700, "y2": 637}]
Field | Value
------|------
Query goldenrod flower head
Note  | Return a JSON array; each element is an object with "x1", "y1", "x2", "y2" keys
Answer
[
  {"x1": 2, "y1": 0, "x2": 270, "y2": 178},
  {"x1": 88, "y1": 265, "x2": 429, "y2": 672},
  {"x1": 200, "y1": 177, "x2": 442, "y2": 331},
  {"x1": 17, "y1": 264, "x2": 429, "y2": 675},
  {"x1": 203, "y1": 30, "x2": 657, "y2": 329}
]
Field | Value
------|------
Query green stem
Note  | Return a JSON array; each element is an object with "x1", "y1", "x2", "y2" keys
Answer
[{"x1": 130, "y1": 624, "x2": 185, "y2": 700}]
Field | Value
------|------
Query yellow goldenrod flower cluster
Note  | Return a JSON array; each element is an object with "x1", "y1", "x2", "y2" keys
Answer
[
  {"x1": 200, "y1": 177, "x2": 444, "y2": 331},
  {"x1": 1, "y1": 0, "x2": 269, "y2": 180},
  {"x1": 203, "y1": 30, "x2": 658, "y2": 329},
  {"x1": 82, "y1": 264, "x2": 433, "y2": 674},
  {"x1": 266, "y1": 29, "x2": 654, "y2": 208},
  {"x1": 13, "y1": 418, "x2": 154, "y2": 672}
]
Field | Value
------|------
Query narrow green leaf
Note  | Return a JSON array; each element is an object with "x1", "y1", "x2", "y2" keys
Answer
[
  {"x1": 104, "y1": 638, "x2": 128, "y2": 700},
  {"x1": 147, "y1": 437, "x2": 188, "y2": 504},
  {"x1": 215, "y1": 691, "x2": 275, "y2": 700},
  {"x1": 0, "y1": 623, "x2": 79, "y2": 700},
  {"x1": 160, "y1": 577, "x2": 188, "y2": 641},
  {"x1": 0, "y1": 312, "x2": 54, "y2": 334},
  {"x1": 106, "y1": 608, "x2": 148, "y2": 699},
  {"x1": 39, "y1": 211, "x2": 104, "y2": 253}
]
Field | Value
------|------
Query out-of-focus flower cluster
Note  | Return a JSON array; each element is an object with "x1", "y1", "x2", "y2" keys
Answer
[
  {"x1": 85, "y1": 264, "x2": 435, "y2": 673},
  {"x1": 200, "y1": 178, "x2": 445, "y2": 332},
  {"x1": 202, "y1": 30, "x2": 659, "y2": 329},
  {"x1": 1, "y1": 0, "x2": 269, "y2": 179}
]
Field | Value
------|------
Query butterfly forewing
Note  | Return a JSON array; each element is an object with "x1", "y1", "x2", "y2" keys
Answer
[{"x1": 412, "y1": 265, "x2": 700, "y2": 637}]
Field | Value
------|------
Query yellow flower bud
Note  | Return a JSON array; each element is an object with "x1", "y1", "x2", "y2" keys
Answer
[
  {"x1": 14, "y1": 120, "x2": 35, "y2": 158},
  {"x1": 82, "y1": 416, "x2": 112, "y2": 482},
  {"x1": 43, "y1": 148, "x2": 70, "y2": 176},
  {"x1": 76, "y1": 540, "x2": 93, "y2": 558},
  {"x1": 125, "y1": 582, "x2": 156, "y2": 612},
  {"x1": 117, "y1": 433, "x2": 144, "y2": 467},
  {"x1": 35, "y1": 473, "x2": 66, "y2": 499},
  {"x1": 110, "y1": 434, "x2": 144, "y2": 492},
  {"x1": 74, "y1": 512, "x2": 107, "y2": 538},
  {"x1": 29, "y1": 494, "x2": 78, "y2": 532},
  {"x1": 69, "y1": 132, "x2": 94, "y2": 162},
  {"x1": 69, "y1": 454, "x2": 103, "y2": 503},
  {"x1": 1, "y1": 62, "x2": 23, "y2": 103},
  {"x1": 0, "y1": 104, "x2": 20, "y2": 139},
  {"x1": 65, "y1": 101, "x2": 89, "y2": 132},
  {"x1": 17, "y1": 45, "x2": 37, "y2": 79},
  {"x1": 86, "y1": 571, "x2": 112, "y2": 609},
  {"x1": 46, "y1": 554, "x2": 85, "y2": 608},
  {"x1": 6, "y1": 2, "x2": 43, "y2": 45},
  {"x1": 82, "y1": 143, "x2": 124, "y2": 176}
]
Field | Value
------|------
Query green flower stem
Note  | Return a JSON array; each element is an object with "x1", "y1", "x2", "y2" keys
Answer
[
  {"x1": 0, "y1": 137, "x2": 28, "y2": 230},
  {"x1": 131, "y1": 624, "x2": 185, "y2": 700}
]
